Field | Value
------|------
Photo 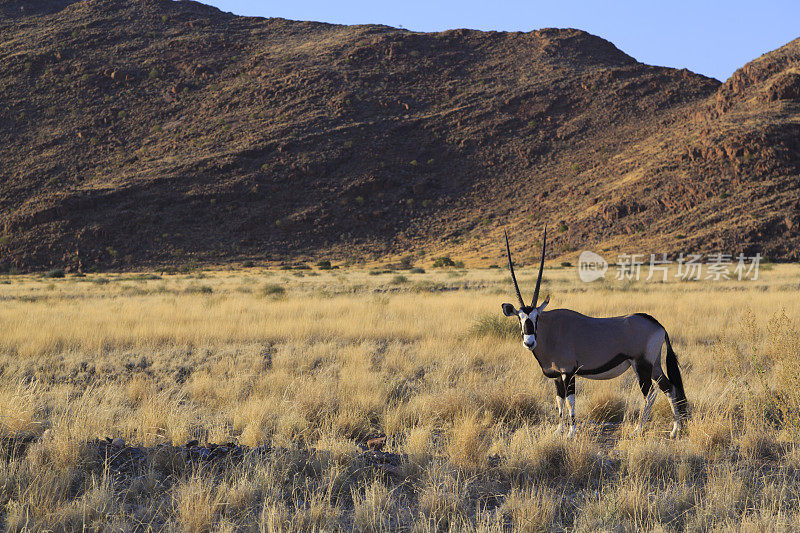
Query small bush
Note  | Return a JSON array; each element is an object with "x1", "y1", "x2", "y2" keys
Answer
[
  {"x1": 432, "y1": 256, "x2": 456, "y2": 268},
  {"x1": 409, "y1": 267, "x2": 425, "y2": 274},
  {"x1": 561, "y1": 261, "x2": 572, "y2": 268},
  {"x1": 316, "y1": 260, "x2": 332, "y2": 270},
  {"x1": 391, "y1": 275, "x2": 408, "y2": 285},
  {"x1": 263, "y1": 283, "x2": 286, "y2": 297},
  {"x1": 241, "y1": 260, "x2": 255, "y2": 268},
  {"x1": 43, "y1": 269, "x2": 65, "y2": 278},
  {"x1": 130, "y1": 273, "x2": 161, "y2": 280},
  {"x1": 185, "y1": 284, "x2": 212, "y2": 294},
  {"x1": 470, "y1": 313, "x2": 517, "y2": 340}
]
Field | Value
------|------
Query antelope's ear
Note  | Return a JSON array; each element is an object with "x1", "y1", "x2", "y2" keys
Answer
[
  {"x1": 537, "y1": 295, "x2": 550, "y2": 312},
  {"x1": 501, "y1": 303, "x2": 518, "y2": 317}
]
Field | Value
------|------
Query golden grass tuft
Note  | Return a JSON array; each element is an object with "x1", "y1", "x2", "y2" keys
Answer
[
  {"x1": 174, "y1": 474, "x2": 223, "y2": 533},
  {"x1": 445, "y1": 413, "x2": 491, "y2": 470},
  {"x1": 352, "y1": 480, "x2": 394, "y2": 532},
  {"x1": 500, "y1": 487, "x2": 559, "y2": 532},
  {"x1": 0, "y1": 382, "x2": 42, "y2": 437},
  {"x1": 494, "y1": 425, "x2": 602, "y2": 483},
  {"x1": 585, "y1": 389, "x2": 628, "y2": 424}
]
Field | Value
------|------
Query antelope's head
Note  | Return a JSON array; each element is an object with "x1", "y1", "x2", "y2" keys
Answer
[{"x1": 501, "y1": 228, "x2": 549, "y2": 350}]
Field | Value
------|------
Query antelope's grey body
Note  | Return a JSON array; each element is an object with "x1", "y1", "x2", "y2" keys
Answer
[{"x1": 502, "y1": 229, "x2": 688, "y2": 438}]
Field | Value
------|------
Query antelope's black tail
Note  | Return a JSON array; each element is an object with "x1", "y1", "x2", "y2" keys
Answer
[{"x1": 664, "y1": 331, "x2": 688, "y2": 417}]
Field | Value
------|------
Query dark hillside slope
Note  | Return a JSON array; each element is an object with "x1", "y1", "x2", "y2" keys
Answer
[{"x1": 2, "y1": 0, "x2": 795, "y2": 269}]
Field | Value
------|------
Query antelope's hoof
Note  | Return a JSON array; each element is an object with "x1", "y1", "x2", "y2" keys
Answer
[
  {"x1": 554, "y1": 423, "x2": 564, "y2": 435},
  {"x1": 567, "y1": 426, "x2": 576, "y2": 439},
  {"x1": 669, "y1": 422, "x2": 682, "y2": 439}
]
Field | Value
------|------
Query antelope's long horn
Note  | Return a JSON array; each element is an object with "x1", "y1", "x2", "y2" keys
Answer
[
  {"x1": 531, "y1": 225, "x2": 547, "y2": 307},
  {"x1": 504, "y1": 230, "x2": 525, "y2": 309}
]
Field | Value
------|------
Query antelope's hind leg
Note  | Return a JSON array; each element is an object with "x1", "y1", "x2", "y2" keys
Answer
[
  {"x1": 554, "y1": 376, "x2": 566, "y2": 434},
  {"x1": 564, "y1": 373, "x2": 576, "y2": 438},
  {"x1": 653, "y1": 365, "x2": 683, "y2": 438},
  {"x1": 634, "y1": 360, "x2": 657, "y2": 433}
]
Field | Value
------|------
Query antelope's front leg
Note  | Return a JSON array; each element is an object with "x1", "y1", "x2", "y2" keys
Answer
[
  {"x1": 554, "y1": 377, "x2": 566, "y2": 434},
  {"x1": 564, "y1": 372, "x2": 576, "y2": 437}
]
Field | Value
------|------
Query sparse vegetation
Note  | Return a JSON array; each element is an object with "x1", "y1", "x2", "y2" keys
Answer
[
  {"x1": 0, "y1": 266, "x2": 797, "y2": 529},
  {"x1": 432, "y1": 256, "x2": 456, "y2": 268},
  {"x1": 43, "y1": 268, "x2": 65, "y2": 278},
  {"x1": 262, "y1": 282, "x2": 286, "y2": 297},
  {"x1": 184, "y1": 283, "x2": 212, "y2": 294}
]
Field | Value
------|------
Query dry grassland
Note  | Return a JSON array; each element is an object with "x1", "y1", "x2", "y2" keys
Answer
[{"x1": 0, "y1": 264, "x2": 799, "y2": 531}]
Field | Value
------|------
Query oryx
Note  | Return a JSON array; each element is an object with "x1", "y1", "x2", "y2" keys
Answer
[{"x1": 501, "y1": 229, "x2": 688, "y2": 438}]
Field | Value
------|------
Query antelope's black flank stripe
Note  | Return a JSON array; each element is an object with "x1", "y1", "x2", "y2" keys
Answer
[{"x1": 575, "y1": 353, "x2": 630, "y2": 376}]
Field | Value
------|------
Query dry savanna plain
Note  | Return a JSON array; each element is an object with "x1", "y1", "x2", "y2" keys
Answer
[{"x1": 1, "y1": 262, "x2": 799, "y2": 531}]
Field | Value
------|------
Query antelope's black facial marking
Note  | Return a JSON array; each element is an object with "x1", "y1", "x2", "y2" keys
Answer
[
  {"x1": 522, "y1": 318, "x2": 534, "y2": 335},
  {"x1": 501, "y1": 304, "x2": 542, "y2": 351},
  {"x1": 517, "y1": 306, "x2": 539, "y2": 350}
]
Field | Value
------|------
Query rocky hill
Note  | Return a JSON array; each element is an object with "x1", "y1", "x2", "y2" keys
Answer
[{"x1": 0, "y1": 0, "x2": 797, "y2": 270}]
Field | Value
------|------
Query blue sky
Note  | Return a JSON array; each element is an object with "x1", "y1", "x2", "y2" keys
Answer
[{"x1": 203, "y1": 0, "x2": 798, "y2": 81}]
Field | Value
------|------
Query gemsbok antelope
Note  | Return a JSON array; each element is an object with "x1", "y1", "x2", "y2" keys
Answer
[{"x1": 501, "y1": 229, "x2": 688, "y2": 438}]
